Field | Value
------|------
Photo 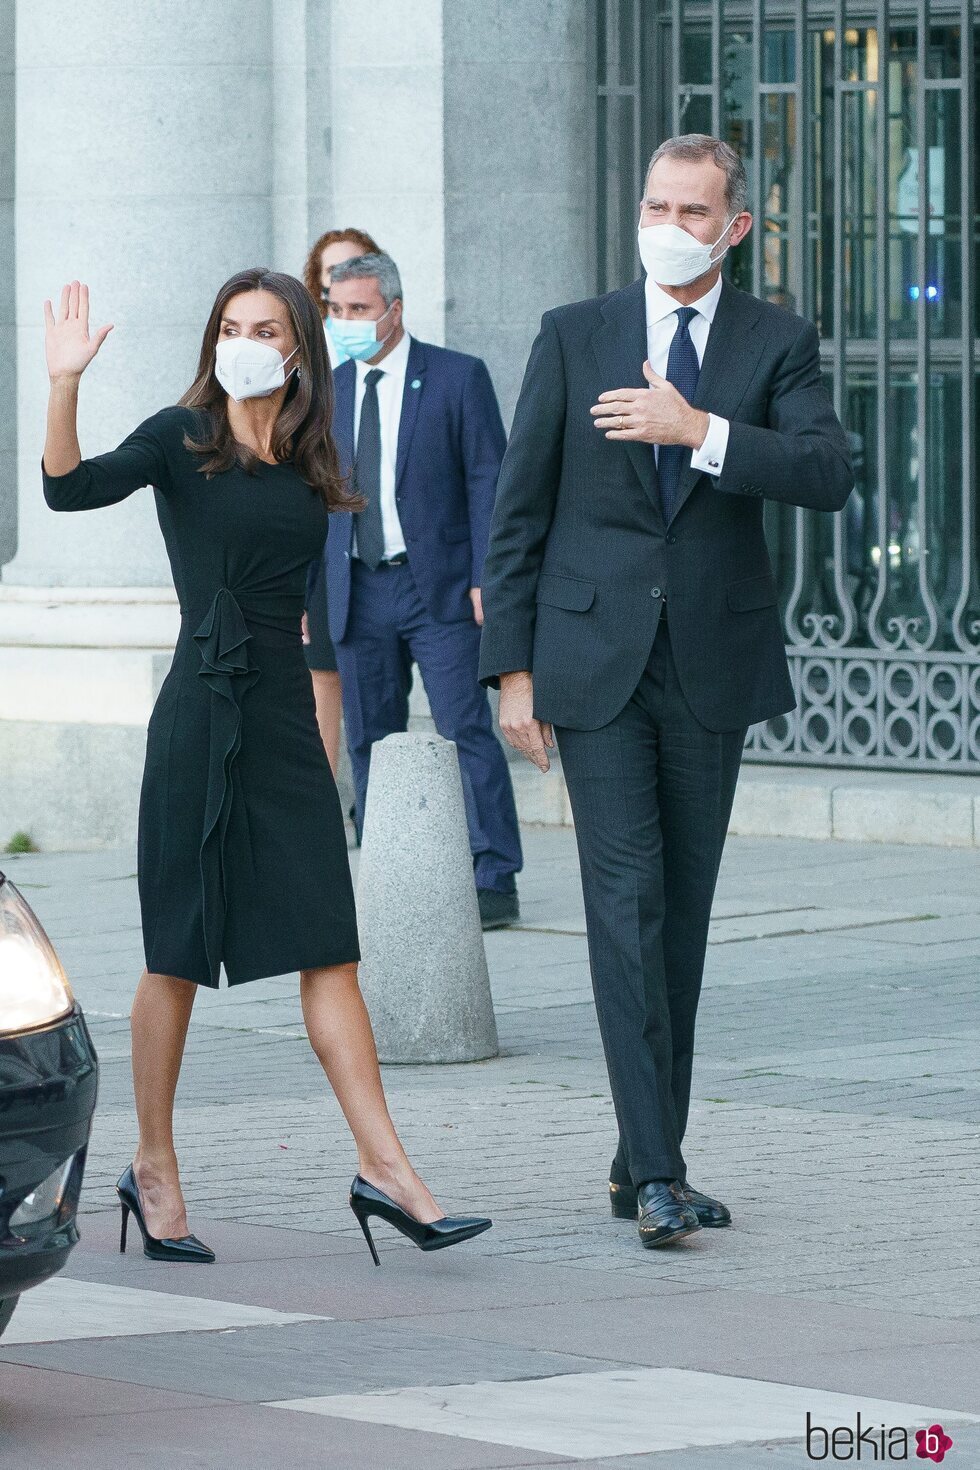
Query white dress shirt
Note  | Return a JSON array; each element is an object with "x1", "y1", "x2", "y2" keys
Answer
[
  {"x1": 352, "y1": 329, "x2": 412, "y2": 561},
  {"x1": 644, "y1": 274, "x2": 729, "y2": 477}
]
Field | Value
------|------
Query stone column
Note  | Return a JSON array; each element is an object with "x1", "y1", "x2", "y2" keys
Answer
[
  {"x1": 303, "y1": 0, "x2": 334, "y2": 267},
  {"x1": 356, "y1": 733, "x2": 498, "y2": 1064},
  {"x1": 328, "y1": 0, "x2": 446, "y2": 345},
  {"x1": 0, "y1": 1, "x2": 276, "y2": 848},
  {"x1": 405, "y1": 1, "x2": 594, "y2": 737},
  {"x1": 272, "y1": 0, "x2": 311, "y2": 275},
  {"x1": 442, "y1": 0, "x2": 594, "y2": 421}
]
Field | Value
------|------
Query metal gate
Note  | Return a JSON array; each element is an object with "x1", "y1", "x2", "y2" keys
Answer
[{"x1": 596, "y1": 0, "x2": 979, "y2": 769}]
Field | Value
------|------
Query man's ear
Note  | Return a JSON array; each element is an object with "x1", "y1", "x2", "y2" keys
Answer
[{"x1": 731, "y1": 212, "x2": 753, "y2": 249}]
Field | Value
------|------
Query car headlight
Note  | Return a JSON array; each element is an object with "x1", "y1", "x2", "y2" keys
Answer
[
  {"x1": 0, "y1": 873, "x2": 75, "y2": 1033},
  {"x1": 8, "y1": 1154, "x2": 79, "y2": 1229}
]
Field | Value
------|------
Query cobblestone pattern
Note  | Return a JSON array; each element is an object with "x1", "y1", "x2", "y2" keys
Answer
[{"x1": 6, "y1": 826, "x2": 979, "y2": 1323}]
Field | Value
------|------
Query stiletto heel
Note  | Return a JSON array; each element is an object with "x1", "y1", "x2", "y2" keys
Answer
[
  {"x1": 354, "y1": 1210, "x2": 381, "y2": 1267},
  {"x1": 348, "y1": 1175, "x2": 491, "y2": 1265},
  {"x1": 115, "y1": 1165, "x2": 216, "y2": 1264}
]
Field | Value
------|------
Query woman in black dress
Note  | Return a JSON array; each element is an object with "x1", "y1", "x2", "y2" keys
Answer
[{"x1": 42, "y1": 272, "x2": 490, "y2": 1265}]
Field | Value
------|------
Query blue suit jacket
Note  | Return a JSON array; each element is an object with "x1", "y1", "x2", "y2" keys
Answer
[{"x1": 310, "y1": 336, "x2": 506, "y2": 643}]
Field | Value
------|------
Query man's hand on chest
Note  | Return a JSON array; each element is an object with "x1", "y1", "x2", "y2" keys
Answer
[{"x1": 590, "y1": 358, "x2": 709, "y2": 449}]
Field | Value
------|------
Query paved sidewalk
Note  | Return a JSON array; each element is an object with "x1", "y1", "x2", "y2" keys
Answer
[{"x1": 2, "y1": 827, "x2": 979, "y2": 1467}]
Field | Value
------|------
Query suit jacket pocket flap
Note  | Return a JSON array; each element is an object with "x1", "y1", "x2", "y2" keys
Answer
[
  {"x1": 727, "y1": 573, "x2": 778, "y2": 613},
  {"x1": 536, "y1": 574, "x2": 596, "y2": 613},
  {"x1": 442, "y1": 523, "x2": 471, "y2": 543}
]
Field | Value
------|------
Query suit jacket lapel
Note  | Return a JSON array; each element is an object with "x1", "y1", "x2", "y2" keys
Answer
[
  {"x1": 670, "y1": 281, "x2": 765, "y2": 521},
  {"x1": 693, "y1": 280, "x2": 764, "y2": 418},
  {"x1": 329, "y1": 362, "x2": 357, "y2": 554},
  {"x1": 591, "y1": 278, "x2": 663, "y2": 520},
  {"x1": 332, "y1": 360, "x2": 356, "y2": 467},
  {"x1": 395, "y1": 337, "x2": 426, "y2": 493}
]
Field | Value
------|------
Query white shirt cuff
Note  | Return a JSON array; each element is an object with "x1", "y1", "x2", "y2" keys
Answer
[{"x1": 690, "y1": 413, "x2": 729, "y2": 477}]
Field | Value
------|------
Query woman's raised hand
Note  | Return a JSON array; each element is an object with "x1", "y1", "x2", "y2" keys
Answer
[{"x1": 44, "y1": 281, "x2": 113, "y2": 384}]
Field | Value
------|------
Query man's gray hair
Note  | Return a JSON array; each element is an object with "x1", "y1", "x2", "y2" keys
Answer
[
  {"x1": 329, "y1": 251, "x2": 403, "y2": 307},
  {"x1": 645, "y1": 134, "x2": 748, "y2": 216}
]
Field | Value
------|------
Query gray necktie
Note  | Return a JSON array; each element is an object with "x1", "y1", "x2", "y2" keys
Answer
[{"x1": 355, "y1": 368, "x2": 384, "y2": 569}]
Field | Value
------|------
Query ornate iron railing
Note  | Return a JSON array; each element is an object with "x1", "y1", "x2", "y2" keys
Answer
[{"x1": 596, "y1": 0, "x2": 979, "y2": 770}]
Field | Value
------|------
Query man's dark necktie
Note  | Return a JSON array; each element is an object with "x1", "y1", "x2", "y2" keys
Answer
[
  {"x1": 354, "y1": 367, "x2": 385, "y2": 569},
  {"x1": 657, "y1": 305, "x2": 700, "y2": 524}
]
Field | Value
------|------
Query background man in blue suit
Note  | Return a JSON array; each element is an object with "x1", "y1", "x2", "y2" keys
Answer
[{"x1": 320, "y1": 251, "x2": 522, "y2": 929}]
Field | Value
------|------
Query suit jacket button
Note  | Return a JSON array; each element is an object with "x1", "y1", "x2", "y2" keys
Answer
[
  {"x1": 651, "y1": 586, "x2": 662, "y2": 598},
  {"x1": 666, "y1": 534, "x2": 676, "y2": 545}
]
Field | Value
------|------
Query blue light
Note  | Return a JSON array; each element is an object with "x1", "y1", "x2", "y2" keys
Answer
[
  {"x1": 908, "y1": 285, "x2": 920, "y2": 300},
  {"x1": 907, "y1": 284, "x2": 941, "y2": 302},
  {"x1": 925, "y1": 285, "x2": 939, "y2": 300}
]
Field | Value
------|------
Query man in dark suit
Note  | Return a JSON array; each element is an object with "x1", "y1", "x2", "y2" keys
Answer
[
  {"x1": 321, "y1": 251, "x2": 522, "y2": 928},
  {"x1": 479, "y1": 135, "x2": 852, "y2": 1247}
]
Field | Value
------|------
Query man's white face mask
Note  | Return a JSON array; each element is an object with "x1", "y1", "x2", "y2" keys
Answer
[{"x1": 637, "y1": 214, "x2": 736, "y2": 287}]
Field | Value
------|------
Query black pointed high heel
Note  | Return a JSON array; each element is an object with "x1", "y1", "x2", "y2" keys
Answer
[
  {"x1": 348, "y1": 1175, "x2": 491, "y2": 1266},
  {"x1": 116, "y1": 1165, "x2": 216, "y2": 1263}
]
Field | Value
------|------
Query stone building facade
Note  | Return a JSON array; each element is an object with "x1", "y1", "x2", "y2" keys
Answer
[{"x1": 0, "y1": 1, "x2": 592, "y2": 847}]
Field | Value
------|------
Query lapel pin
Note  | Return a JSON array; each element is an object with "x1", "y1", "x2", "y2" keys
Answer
[{"x1": 411, "y1": 378, "x2": 422, "y2": 390}]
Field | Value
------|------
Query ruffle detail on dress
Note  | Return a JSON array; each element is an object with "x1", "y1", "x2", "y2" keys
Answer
[{"x1": 193, "y1": 588, "x2": 260, "y2": 985}]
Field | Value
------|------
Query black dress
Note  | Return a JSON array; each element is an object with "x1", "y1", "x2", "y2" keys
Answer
[
  {"x1": 303, "y1": 553, "x2": 338, "y2": 673},
  {"x1": 43, "y1": 406, "x2": 360, "y2": 987}
]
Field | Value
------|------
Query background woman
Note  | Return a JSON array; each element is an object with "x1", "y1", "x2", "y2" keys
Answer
[
  {"x1": 301, "y1": 227, "x2": 382, "y2": 777},
  {"x1": 42, "y1": 271, "x2": 490, "y2": 1265},
  {"x1": 302, "y1": 225, "x2": 381, "y2": 369}
]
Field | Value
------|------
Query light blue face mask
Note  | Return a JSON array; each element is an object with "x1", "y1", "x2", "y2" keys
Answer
[
  {"x1": 325, "y1": 320, "x2": 351, "y2": 366},
  {"x1": 326, "y1": 304, "x2": 395, "y2": 363}
]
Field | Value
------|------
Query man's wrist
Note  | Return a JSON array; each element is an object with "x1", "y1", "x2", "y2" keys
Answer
[
  {"x1": 499, "y1": 669, "x2": 532, "y2": 691},
  {"x1": 685, "y1": 408, "x2": 710, "y2": 450}
]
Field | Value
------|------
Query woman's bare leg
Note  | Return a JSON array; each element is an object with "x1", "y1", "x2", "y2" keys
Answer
[
  {"x1": 130, "y1": 969, "x2": 197, "y2": 1238},
  {"x1": 311, "y1": 669, "x2": 343, "y2": 776},
  {"x1": 300, "y1": 962, "x2": 442, "y2": 1222}
]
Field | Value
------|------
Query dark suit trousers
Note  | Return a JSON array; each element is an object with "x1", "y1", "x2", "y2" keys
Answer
[
  {"x1": 337, "y1": 559, "x2": 523, "y2": 893},
  {"x1": 554, "y1": 617, "x2": 745, "y2": 1187}
]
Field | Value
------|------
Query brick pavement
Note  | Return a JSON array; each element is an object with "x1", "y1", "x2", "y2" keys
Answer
[{"x1": 1, "y1": 826, "x2": 979, "y2": 1466}]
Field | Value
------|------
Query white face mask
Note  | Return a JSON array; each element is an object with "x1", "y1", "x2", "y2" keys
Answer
[
  {"x1": 637, "y1": 215, "x2": 736, "y2": 287},
  {"x1": 214, "y1": 338, "x2": 299, "y2": 402}
]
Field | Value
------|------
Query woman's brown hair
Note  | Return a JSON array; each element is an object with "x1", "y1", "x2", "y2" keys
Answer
[
  {"x1": 302, "y1": 227, "x2": 382, "y2": 318},
  {"x1": 178, "y1": 267, "x2": 361, "y2": 512}
]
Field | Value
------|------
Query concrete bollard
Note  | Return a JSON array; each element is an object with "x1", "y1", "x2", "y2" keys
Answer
[{"x1": 355, "y1": 732, "x2": 499, "y2": 1064}]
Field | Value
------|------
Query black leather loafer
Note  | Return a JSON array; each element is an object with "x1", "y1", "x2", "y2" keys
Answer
[
  {"x1": 610, "y1": 1178, "x2": 732, "y2": 1228},
  {"x1": 636, "y1": 1180, "x2": 700, "y2": 1248},
  {"x1": 681, "y1": 1182, "x2": 732, "y2": 1227},
  {"x1": 609, "y1": 1179, "x2": 638, "y2": 1220}
]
